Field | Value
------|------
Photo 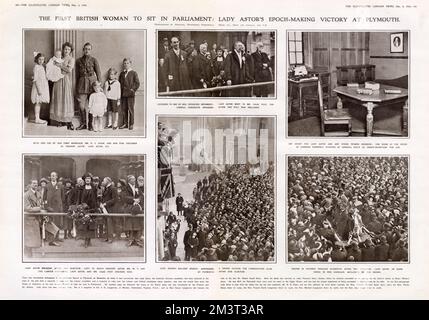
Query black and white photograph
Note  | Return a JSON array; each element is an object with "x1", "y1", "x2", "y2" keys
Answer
[
  {"x1": 23, "y1": 154, "x2": 145, "y2": 262},
  {"x1": 157, "y1": 30, "x2": 276, "y2": 98},
  {"x1": 23, "y1": 29, "x2": 146, "y2": 137},
  {"x1": 287, "y1": 156, "x2": 409, "y2": 262},
  {"x1": 157, "y1": 116, "x2": 275, "y2": 262},
  {"x1": 287, "y1": 31, "x2": 409, "y2": 137},
  {"x1": 390, "y1": 32, "x2": 404, "y2": 53}
]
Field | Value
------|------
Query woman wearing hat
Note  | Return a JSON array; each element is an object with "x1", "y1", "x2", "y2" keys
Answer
[
  {"x1": 62, "y1": 178, "x2": 75, "y2": 239},
  {"x1": 77, "y1": 173, "x2": 97, "y2": 248},
  {"x1": 38, "y1": 177, "x2": 49, "y2": 209},
  {"x1": 112, "y1": 179, "x2": 127, "y2": 239}
]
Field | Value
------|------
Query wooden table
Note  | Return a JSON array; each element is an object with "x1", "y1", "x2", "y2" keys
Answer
[
  {"x1": 333, "y1": 84, "x2": 408, "y2": 136},
  {"x1": 288, "y1": 77, "x2": 319, "y2": 117}
]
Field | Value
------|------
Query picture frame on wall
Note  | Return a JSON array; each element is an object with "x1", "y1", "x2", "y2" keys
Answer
[{"x1": 391, "y1": 32, "x2": 404, "y2": 53}]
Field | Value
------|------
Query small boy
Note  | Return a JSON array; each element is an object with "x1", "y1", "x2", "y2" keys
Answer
[
  {"x1": 119, "y1": 58, "x2": 140, "y2": 130},
  {"x1": 104, "y1": 68, "x2": 121, "y2": 130}
]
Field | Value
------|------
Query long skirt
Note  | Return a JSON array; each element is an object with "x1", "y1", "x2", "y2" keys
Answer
[{"x1": 49, "y1": 73, "x2": 74, "y2": 122}]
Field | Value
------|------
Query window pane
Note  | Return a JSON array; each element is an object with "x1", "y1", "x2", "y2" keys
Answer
[
  {"x1": 295, "y1": 32, "x2": 302, "y2": 41},
  {"x1": 289, "y1": 32, "x2": 295, "y2": 41},
  {"x1": 289, "y1": 41, "x2": 296, "y2": 51},
  {"x1": 296, "y1": 52, "x2": 303, "y2": 64},
  {"x1": 289, "y1": 52, "x2": 296, "y2": 64},
  {"x1": 295, "y1": 41, "x2": 303, "y2": 52}
]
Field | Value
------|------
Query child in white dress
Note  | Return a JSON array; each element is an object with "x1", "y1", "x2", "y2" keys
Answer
[
  {"x1": 88, "y1": 81, "x2": 107, "y2": 132},
  {"x1": 46, "y1": 50, "x2": 65, "y2": 82},
  {"x1": 31, "y1": 52, "x2": 50, "y2": 124}
]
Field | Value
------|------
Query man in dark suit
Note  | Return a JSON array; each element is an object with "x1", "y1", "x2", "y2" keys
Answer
[
  {"x1": 224, "y1": 41, "x2": 253, "y2": 97},
  {"x1": 123, "y1": 175, "x2": 144, "y2": 247},
  {"x1": 251, "y1": 42, "x2": 272, "y2": 97},
  {"x1": 101, "y1": 177, "x2": 118, "y2": 243},
  {"x1": 158, "y1": 37, "x2": 170, "y2": 59},
  {"x1": 75, "y1": 42, "x2": 101, "y2": 131},
  {"x1": 44, "y1": 171, "x2": 64, "y2": 243},
  {"x1": 119, "y1": 58, "x2": 140, "y2": 130},
  {"x1": 175, "y1": 193, "x2": 184, "y2": 216},
  {"x1": 164, "y1": 37, "x2": 192, "y2": 95},
  {"x1": 191, "y1": 43, "x2": 213, "y2": 96},
  {"x1": 183, "y1": 224, "x2": 194, "y2": 261}
]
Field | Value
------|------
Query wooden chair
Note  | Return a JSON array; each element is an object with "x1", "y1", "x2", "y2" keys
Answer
[{"x1": 318, "y1": 79, "x2": 352, "y2": 136}]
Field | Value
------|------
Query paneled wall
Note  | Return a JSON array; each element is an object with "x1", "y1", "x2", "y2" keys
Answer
[
  {"x1": 369, "y1": 31, "x2": 409, "y2": 80},
  {"x1": 306, "y1": 32, "x2": 370, "y2": 91}
]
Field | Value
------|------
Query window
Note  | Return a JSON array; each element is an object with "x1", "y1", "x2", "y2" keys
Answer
[{"x1": 288, "y1": 32, "x2": 304, "y2": 65}]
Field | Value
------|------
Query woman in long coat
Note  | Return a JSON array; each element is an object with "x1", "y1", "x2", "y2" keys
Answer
[
  {"x1": 49, "y1": 42, "x2": 75, "y2": 130},
  {"x1": 112, "y1": 179, "x2": 127, "y2": 238},
  {"x1": 77, "y1": 174, "x2": 97, "y2": 247}
]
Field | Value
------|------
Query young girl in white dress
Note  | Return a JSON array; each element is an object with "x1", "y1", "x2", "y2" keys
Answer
[
  {"x1": 88, "y1": 81, "x2": 107, "y2": 132},
  {"x1": 31, "y1": 52, "x2": 50, "y2": 124}
]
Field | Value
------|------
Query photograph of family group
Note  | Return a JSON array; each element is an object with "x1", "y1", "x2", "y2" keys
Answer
[{"x1": 23, "y1": 29, "x2": 146, "y2": 137}]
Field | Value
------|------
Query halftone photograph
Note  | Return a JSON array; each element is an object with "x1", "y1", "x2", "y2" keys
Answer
[
  {"x1": 157, "y1": 116, "x2": 275, "y2": 262},
  {"x1": 23, "y1": 154, "x2": 145, "y2": 262},
  {"x1": 287, "y1": 31, "x2": 409, "y2": 137},
  {"x1": 23, "y1": 29, "x2": 146, "y2": 137},
  {"x1": 157, "y1": 30, "x2": 276, "y2": 98},
  {"x1": 287, "y1": 156, "x2": 408, "y2": 262}
]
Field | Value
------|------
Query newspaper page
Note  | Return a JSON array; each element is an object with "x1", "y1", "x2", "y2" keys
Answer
[{"x1": 0, "y1": 0, "x2": 428, "y2": 301}]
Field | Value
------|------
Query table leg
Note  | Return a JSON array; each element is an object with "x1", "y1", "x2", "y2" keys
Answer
[
  {"x1": 365, "y1": 102, "x2": 374, "y2": 137},
  {"x1": 403, "y1": 99, "x2": 408, "y2": 136},
  {"x1": 299, "y1": 86, "x2": 303, "y2": 118},
  {"x1": 337, "y1": 97, "x2": 343, "y2": 109}
]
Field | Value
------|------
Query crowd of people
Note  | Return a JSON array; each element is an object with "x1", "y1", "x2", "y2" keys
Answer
[
  {"x1": 23, "y1": 171, "x2": 144, "y2": 254},
  {"x1": 30, "y1": 41, "x2": 140, "y2": 131},
  {"x1": 287, "y1": 157, "x2": 408, "y2": 262},
  {"x1": 161, "y1": 164, "x2": 275, "y2": 262},
  {"x1": 158, "y1": 36, "x2": 274, "y2": 97}
]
